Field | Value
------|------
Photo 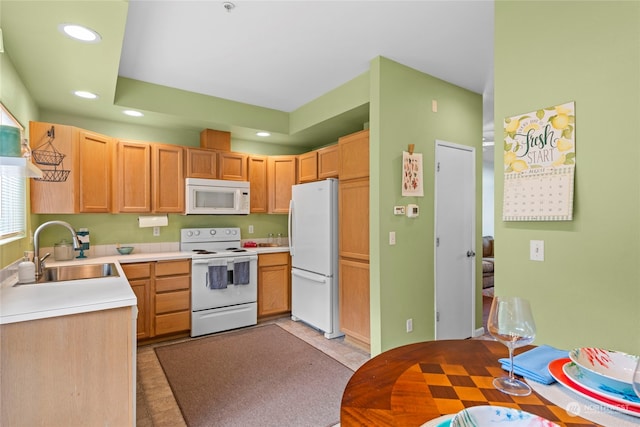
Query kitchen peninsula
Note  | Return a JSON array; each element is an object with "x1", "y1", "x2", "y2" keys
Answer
[{"x1": 0, "y1": 251, "x2": 186, "y2": 427}]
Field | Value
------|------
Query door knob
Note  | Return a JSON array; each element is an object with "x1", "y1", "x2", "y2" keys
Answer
[{"x1": 466, "y1": 250, "x2": 476, "y2": 257}]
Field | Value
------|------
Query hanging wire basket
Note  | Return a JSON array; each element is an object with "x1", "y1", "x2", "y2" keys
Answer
[
  {"x1": 31, "y1": 126, "x2": 71, "y2": 182},
  {"x1": 34, "y1": 168, "x2": 70, "y2": 182},
  {"x1": 32, "y1": 126, "x2": 66, "y2": 166}
]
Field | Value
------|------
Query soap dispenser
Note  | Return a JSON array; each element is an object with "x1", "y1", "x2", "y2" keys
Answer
[{"x1": 18, "y1": 251, "x2": 36, "y2": 284}]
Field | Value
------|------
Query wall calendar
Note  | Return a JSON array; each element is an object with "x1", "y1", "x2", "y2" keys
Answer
[{"x1": 502, "y1": 101, "x2": 576, "y2": 221}]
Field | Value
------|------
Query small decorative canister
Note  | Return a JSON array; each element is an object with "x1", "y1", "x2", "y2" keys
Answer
[{"x1": 54, "y1": 240, "x2": 74, "y2": 261}]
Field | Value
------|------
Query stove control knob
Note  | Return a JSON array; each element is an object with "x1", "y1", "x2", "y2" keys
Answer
[
  {"x1": 230, "y1": 229, "x2": 237, "y2": 235},
  {"x1": 225, "y1": 229, "x2": 231, "y2": 235},
  {"x1": 210, "y1": 229, "x2": 217, "y2": 235},
  {"x1": 186, "y1": 231, "x2": 193, "y2": 237},
  {"x1": 194, "y1": 230, "x2": 200, "y2": 236}
]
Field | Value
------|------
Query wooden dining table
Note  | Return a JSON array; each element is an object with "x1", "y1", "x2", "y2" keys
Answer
[{"x1": 340, "y1": 339, "x2": 596, "y2": 426}]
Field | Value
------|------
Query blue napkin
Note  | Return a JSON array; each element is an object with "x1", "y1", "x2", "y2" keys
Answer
[{"x1": 499, "y1": 345, "x2": 568, "y2": 384}]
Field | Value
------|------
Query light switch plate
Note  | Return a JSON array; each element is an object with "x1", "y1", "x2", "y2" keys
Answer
[
  {"x1": 389, "y1": 231, "x2": 396, "y2": 245},
  {"x1": 530, "y1": 240, "x2": 544, "y2": 261}
]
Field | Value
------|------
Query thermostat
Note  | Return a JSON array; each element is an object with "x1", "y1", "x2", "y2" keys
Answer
[
  {"x1": 406, "y1": 204, "x2": 419, "y2": 218},
  {"x1": 394, "y1": 206, "x2": 406, "y2": 215}
]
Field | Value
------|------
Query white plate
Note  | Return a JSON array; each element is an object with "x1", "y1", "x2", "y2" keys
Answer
[
  {"x1": 564, "y1": 361, "x2": 640, "y2": 407},
  {"x1": 569, "y1": 347, "x2": 638, "y2": 386},
  {"x1": 450, "y1": 405, "x2": 559, "y2": 427},
  {"x1": 421, "y1": 414, "x2": 454, "y2": 427}
]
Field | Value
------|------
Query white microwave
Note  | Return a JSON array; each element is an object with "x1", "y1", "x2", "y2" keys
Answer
[{"x1": 185, "y1": 178, "x2": 250, "y2": 215}]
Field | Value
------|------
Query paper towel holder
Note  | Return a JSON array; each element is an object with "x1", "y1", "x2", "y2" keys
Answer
[{"x1": 138, "y1": 215, "x2": 169, "y2": 228}]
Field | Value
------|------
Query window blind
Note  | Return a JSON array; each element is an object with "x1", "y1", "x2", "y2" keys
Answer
[{"x1": 0, "y1": 175, "x2": 26, "y2": 243}]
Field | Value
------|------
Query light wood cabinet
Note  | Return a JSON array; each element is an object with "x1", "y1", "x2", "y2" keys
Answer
[
  {"x1": 218, "y1": 151, "x2": 248, "y2": 181},
  {"x1": 248, "y1": 155, "x2": 268, "y2": 213},
  {"x1": 185, "y1": 147, "x2": 217, "y2": 178},
  {"x1": 152, "y1": 143, "x2": 184, "y2": 212},
  {"x1": 114, "y1": 140, "x2": 151, "y2": 212},
  {"x1": 30, "y1": 121, "x2": 113, "y2": 213},
  {"x1": 258, "y1": 252, "x2": 291, "y2": 318},
  {"x1": 122, "y1": 259, "x2": 191, "y2": 340},
  {"x1": 339, "y1": 258, "x2": 370, "y2": 344},
  {"x1": 317, "y1": 144, "x2": 339, "y2": 179},
  {"x1": 338, "y1": 129, "x2": 370, "y2": 347},
  {"x1": 338, "y1": 129, "x2": 369, "y2": 180},
  {"x1": 267, "y1": 155, "x2": 297, "y2": 214},
  {"x1": 1, "y1": 307, "x2": 134, "y2": 426},
  {"x1": 339, "y1": 178, "x2": 370, "y2": 262},
  {"x1": 79, "y1": 130, "x2": 113, "y2": 212},
  {"x1": 154, "y1": 259, "x2": 191, "y2": 336},
  {"x1": 200, "y1": 128, "x2": 231, "y2": 151},
  {"x1": 121, "y1": 262, "x2": 152, "y2": 339},
  {"x1": 297, "y1": 144, "x2": 338, "y2": 183},
  {"x1": 114, "y1": 140, "x2": 184, "y2": 213},
  {"x1": 297, "y1": 150, "x2": 318, "y2": 183}
]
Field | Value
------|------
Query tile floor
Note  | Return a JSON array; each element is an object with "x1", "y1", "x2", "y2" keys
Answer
[{"x1": 136, "y1": 297, "x2": 494, "y2": 427}]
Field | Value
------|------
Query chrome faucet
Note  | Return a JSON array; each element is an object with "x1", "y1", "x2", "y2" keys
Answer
[{"x1": 33, "y1": 220, "x2": 82, "y2": 277}]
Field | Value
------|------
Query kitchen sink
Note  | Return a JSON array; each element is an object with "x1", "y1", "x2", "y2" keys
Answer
[{"x1": 18, "y1": 263, "x2": 120, "y2": 285}]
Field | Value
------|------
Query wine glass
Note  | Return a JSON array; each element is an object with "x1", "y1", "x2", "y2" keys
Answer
[
  {"x1": 633, "y1": 357, "x2": 640, "y2": 398},
  {"x1": 487, "y1": 296, "x2": 536, "y2": 396}
]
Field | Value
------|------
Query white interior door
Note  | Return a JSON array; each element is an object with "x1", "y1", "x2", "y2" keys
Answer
[{"x1": 434, "y1": 140, "x2": 476, "y2": 339}]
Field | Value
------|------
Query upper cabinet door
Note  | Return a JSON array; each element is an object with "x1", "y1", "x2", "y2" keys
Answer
[
  {"x1": 152, "y1": 144, "x2": 184, "y2": 213},
  {"x1": 297, "y1": 151, "x2": 318, "y2": 183},
  {"x1": 185, "y1": 148, "x2": 217, "y2": 179},
  {"x1": 267, "y1": 155, "x2": 297, "y2": 214},
  {"x1": 115, "y1": 140, "x2": 152, "y2": 213},
  {"x1": 78, "y1": 130, "x2": 113, "y2": 213},
  {"x1": 218, "y1": 152, "x2": 247, "y2": 181},
  {"x1": 339, "y1": 129, "x2": 369, "y2": 180},
  {"x1": 317, "y1": 144, "x2": 339, "y2": 179},
  {"x1": 248, "y1": 155, "x2": 268, "y2": 213}
]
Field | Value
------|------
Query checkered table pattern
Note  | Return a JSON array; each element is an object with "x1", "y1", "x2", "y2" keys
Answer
[{"x1": 411, "y1": 362, "x2": 596, "y2": 426}]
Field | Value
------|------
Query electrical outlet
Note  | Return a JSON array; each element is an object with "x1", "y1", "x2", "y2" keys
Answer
[
  {"x1": 389, "y1": 231, "x2": 396, "y2": 245},
  {"x1": 153, "y1": 226, "x2": 160, "y2": 237},
  {"x1": 406, "y1": 318, "x2": 413, "y2": 333},
  {"x1": 248, "y1": 225, "x2": 254, "y2": 234}
]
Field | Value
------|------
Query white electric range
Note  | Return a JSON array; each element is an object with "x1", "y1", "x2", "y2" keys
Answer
[{"x1": 180, "y1": 227, "x2": 258, "y2": 337}]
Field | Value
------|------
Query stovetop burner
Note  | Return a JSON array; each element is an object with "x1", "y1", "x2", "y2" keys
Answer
[
  {"x1": 226, "y1": 247, "x2": 247, "y2": 252},
  {"x1": 193, "y1": 249, "x2": 217, "y2": 255}
]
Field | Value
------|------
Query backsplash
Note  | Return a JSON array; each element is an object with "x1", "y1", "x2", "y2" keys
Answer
[{"x1": 36, "y1": 242, "x2": 180, "y2": 259}]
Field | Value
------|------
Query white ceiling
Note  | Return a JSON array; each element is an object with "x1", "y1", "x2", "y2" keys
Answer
[
  {"x1": 118, "y1": 0, "x2": 495, "y2": 141},
  {"x1": 1, "y1": 0, "x2": 495, "y2": 151}
]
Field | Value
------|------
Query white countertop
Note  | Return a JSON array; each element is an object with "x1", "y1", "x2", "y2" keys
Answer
[{"x1": 0, "y1": 248, "x2": 289, "y2": 325}]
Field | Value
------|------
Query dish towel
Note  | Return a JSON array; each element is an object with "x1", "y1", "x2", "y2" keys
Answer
[
  {"x1": 208, "y1": 259, "x2": 228, "y2": 289},
  {"x1": 233, "y1": 257, "x2": 251, "y2": 285},
  {"x1": 499, "y1": 345, "x2": 569, "y2": 384}
]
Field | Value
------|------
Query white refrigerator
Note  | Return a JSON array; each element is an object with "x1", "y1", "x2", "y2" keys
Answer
[{"x1": 288, "y1": 178, "x2": 343, "y2": 339}]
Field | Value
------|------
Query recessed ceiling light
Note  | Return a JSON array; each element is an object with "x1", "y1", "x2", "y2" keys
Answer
[
  {"x1": 59, "y1": 23, "x2": 101, "y2": 43},
  {"x1": 256, "y1": 131, "x2": 271, "y2": 137},
  {"x1": 123, "y1": 110, "x2": 144, "y2": 117},
  {"x1": 73, "y1": 90, "x2": 98, "y2": 99}
]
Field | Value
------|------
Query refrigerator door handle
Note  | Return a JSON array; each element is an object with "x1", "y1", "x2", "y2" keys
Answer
[
  {"x1": 288, "y1": 199, "x2": 294, "y2": 256},
  {"x1": 292, "y1": 269, "x2": 327, "y2": 284}
]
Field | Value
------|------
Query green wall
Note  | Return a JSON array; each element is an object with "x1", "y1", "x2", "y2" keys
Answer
[
  {"x1": 0, "y1": 50, "x2": 40, "y2": 267},
  {"x1": 495, "y1": 1, "x2": 640, "y2": 354},
  {"x1": 369, "y1": 57, "x2": 483, "y2": 354}
]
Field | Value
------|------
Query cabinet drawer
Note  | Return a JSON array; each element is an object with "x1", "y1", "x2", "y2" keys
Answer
[
  {"x1": 156, "y1": 290, "x2": 190, "y2": 314},
  {"x1": 258, "y1": 252, "x2": 289, "y2": 267},
  {"x1": 155, "y1": 259, "x2": 191, "y2": 277},
  {"x1": 155, "y1": 311, "x2": 190, "y2": 335},
  {"x1": 156, "y1": 275, "x2": 190, "y2": 292},
  {"x1": 121, "y1": 262, "x2": 151, "y2": 279}
]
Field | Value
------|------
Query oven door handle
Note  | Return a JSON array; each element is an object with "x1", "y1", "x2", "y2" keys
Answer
[{"x1": 192, "y1": 259, "x2": 226, "y2": 265}]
